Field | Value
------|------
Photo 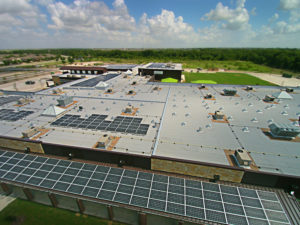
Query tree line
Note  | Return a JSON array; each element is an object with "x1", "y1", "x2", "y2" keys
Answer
[{"x1": 0, "y1": 48, "x2": 299, "y2": 72}]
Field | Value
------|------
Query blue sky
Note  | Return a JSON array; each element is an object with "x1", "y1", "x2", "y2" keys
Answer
[{"x1": 0, "y1": 0, "x2": 299, "y2": 49}]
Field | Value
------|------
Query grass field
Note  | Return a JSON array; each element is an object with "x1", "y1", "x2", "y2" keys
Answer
[
  {"x1": 161, "y1": 77, "x2": 178, "y2": 83},
  {"x1": 0, "y1": 199, "x2": 124, "y2": 225},
  {"x1": 184, "y1": 72, "x2": 276, "y2": 86}
]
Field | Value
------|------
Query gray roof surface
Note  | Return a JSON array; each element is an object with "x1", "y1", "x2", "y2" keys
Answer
[{"x1": 0, "y1": 71, "x2": 299, "y2": 177}]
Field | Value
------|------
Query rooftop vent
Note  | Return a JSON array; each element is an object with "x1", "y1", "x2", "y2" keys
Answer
[
  {"x1": 223, "y1": 89, "x2": 237, "y2": 96},
  {"x1": 132, "y1": 81, "x2": 137, "y2": 85},
  {"x1": 251, "y1": 117, "x2": 258, "y2": 123},
  {"x1": 235, "y1": 149, "x2": 252, "y2": 166},
  {"x1": 263, "y1": 95, "x2": 275, "y2": 102},
  {"x1": 206, "y1": 124, "x2": 212, "y2": 128},
  {"x1": 199, "y1": 84, "x2": 206, "y2": 89},
  {"x1": 242, "y1": 127, "x2": 249, "y2": 132},
  {"x1": 128, "y1": 90, "x2": 134, "y2": 95},
  {"x1": 106, "y1": 88, "x2": 113, "y2": 93},
  {"x1": 52, "y1": 88, "x2": 63, "y2": 94},
  {"x1": 269, "y1": 123, "x2": 300, "y2": 139}
]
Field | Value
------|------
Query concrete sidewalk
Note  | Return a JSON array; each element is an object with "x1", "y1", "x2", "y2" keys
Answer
[{"x1": 0, "y1": 194, "x2": 15, "y2": 212}]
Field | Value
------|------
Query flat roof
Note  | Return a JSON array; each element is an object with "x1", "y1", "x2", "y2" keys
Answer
[
  {"x1": 140, "y1": 63, "x2": 182, "y2": 71},
  {"x1": 60, "y1": 66, "x2": 107, "y2": 71},
  {"x1": 104, "y1": 64, "x2": 137, "y2": 70},
  {"x1": 0, "y1": 72, "x2": 299, "y2": 178}
]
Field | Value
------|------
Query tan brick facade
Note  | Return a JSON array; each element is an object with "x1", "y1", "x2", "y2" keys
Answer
[
  {"x1": 0, "y1": 137, "x2": 44, "y2": 154},
  {"x1": 151, "y1": 158, "x2": 244, "y2": 183}
]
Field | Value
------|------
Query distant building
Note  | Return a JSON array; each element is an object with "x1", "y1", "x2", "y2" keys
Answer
[
  {"x1": 138, "y1": 63, "x2": 182, "y2": 81},
  {"x1": 60, "y1": 66, "x2": 107, "y2": 75}
]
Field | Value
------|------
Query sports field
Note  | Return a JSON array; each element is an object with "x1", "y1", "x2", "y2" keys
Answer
[
  {"x1": 161, "y1": 77, "x2": 178, "y2": 83},
  {"x1": 0, "y1": 199, "x2": 124, "y2": 225},
  {"x1": 184, "y1": 72, "x2": 276, "y2": 86}
]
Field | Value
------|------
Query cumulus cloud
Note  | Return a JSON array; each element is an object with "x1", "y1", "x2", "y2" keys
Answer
[
  {"x1": 203, "y1": 0, "x2": 250, "y2": 30},
  {"x1": 279, "y1": 0, "x2": 300, "y2": 10},
  {"x1": 269, "y1": 13, "x2": 279, "y2": 23},
  {"x1": 47, "y1": 0, "x2": 135, "y2": 32},
  {"x1": 0, "y1": 0, "x2": 46, "y2": 41},
  {"x1": 138, "y1": 10, "x2": 198, "y2": 45}
]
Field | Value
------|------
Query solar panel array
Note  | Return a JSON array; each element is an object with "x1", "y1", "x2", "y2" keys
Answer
[
  {"x1": 147, "y1": 63, "x2": 176, "y2": 69},
  {"x1": 71, "y1": 73, "x2": 120, "y2": 87},
  {"x1": 51, "y1": 114, "x2": 150, "y2": 135},
  {"x1": 0, "y1": 96, "x2": 20, "y2": 106},
  {"x1": 0, "y1": 109, "x2": 34, "y2": 122},
  {"x1": 105, "y1": 65, "x2": 136, "y2": 70},
  {"x1": 0, "y1": 150, "x2": 290, "y2": 225}
]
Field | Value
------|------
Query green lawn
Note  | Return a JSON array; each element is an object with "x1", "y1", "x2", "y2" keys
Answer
[
  {"x1": 0, "y1": 199, "x2": 124, "y2": 225},
  {"x1": 184, "y1": 72, "x2": 276, "y2": 86},
  {"x1": 191, "y1": 80, "x2": 217, "y2": 84},
  {"x1": 161, "y1": 77, "x2": 178, "y2": 83}
]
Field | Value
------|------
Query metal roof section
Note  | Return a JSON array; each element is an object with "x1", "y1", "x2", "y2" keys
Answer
[
  {"x1": 0, "y1": 73, "x2": 300, "y2": 178},
  {"x1": 0, "y1": 150, "x2": 292, "y2": 225}
]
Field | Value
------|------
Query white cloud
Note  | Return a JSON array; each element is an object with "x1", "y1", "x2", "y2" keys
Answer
[
  {"x1": 47, "y1": 0, "x2": 135, "y2": 32},
  {"x1": 138, "y1": 10, "x2": 198, "y2": 45},
  {"x1": 203, "y1": 0, "x2": 250, "y2": 30},
  {"x1": 279, "y1": 0, "x2": 300, "y2": 10},
  {"x1": 269, "y1": 13, "x2": 279, "y2": 23},
  {"x1": 0, "y1": 0, "x2": 46, "y2": 30}
]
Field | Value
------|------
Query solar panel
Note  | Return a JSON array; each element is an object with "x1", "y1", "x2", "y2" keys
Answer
[
  {"x1": 130, "y1": 195, "x2": 148, "y2": 207},
  {"x1": 71, "y1": 74, "x2": 120, "y2": 87},
  {"x1": 0, "y1": 150, "x2": 291, "y2": 225},
  {"x1": 0, "y1": 109, "x2": 34, "y2": 121},
  {"x1": 51, "y1": 114, "x2": 149, "y2": 135},
  {"x1": 0, "y1": 96, "x2": 20, "y2": 106}
]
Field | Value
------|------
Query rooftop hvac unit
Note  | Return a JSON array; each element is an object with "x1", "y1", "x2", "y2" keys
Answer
[
  {"x1": 234, "y1": 149, "x2": 252, "y2": 166},
  {"x1": 106, "y1": 88, "x2": 113, "y2": 93},
  {"x1": 124, "y1": 105, "x2": 134, "y2": 113},
  {"x1": 57, "y1": 96, "x2": 73, "y2": 107},
  {"x1": 128, "y1": 90, "x2": 134, "y2": 94},
  {"x1": 246, "y1": 86, "x2": 253, "y2": 91},
  {"x1": 264, "y1": 95, "x2": 275, "y2": 102},
  {"x1": 22, "y1": 127, "x2": 40, "y2": 138},
  {"x1": 213, "y1": 110, "x2": 224, "y2": 120},
  {"x1": 223, "y1": 89, "x2": 237, "y2": 96},
  {"x1": 204, "y1": 93, "x2": 213, "y2": 99},
  {"x1": 269, "y1": 123, "x2": 300, "y2": 139},
  {"x1": 132, "y1": 81, "x2": 137, "y2": 85},
  {"x1": 97, "y1": 134, "x2": 111, "y2": 149},
  {"x1": 199, "y1": 84, "x2": 206, "y2": 89}
]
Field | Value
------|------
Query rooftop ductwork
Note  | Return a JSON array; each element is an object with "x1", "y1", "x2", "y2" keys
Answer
[{"x1": 269, "y1": 123, "x2": 300, "y2": 139}]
